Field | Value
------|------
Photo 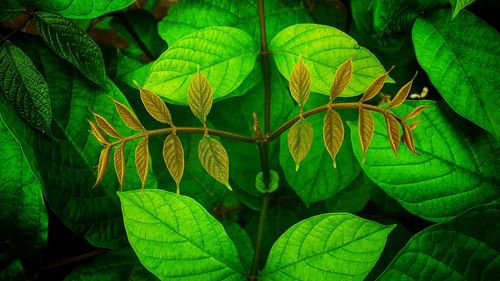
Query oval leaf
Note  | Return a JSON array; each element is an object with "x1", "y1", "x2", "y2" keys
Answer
[
  {"x1": 289, "y1": 58, "x2": 311, "y2": 107},
  {"x1": 330, "y1": 57, "x2": 353, "y2": 100},
  {"x1": 34, "y1": 12, "x2": 106, "y2": 86},
  {"x1": 144, "y1": 26, "x2": 258, "y2": 104},
  {"x1": 270, "y1": 24, "x2": 389, "y2": 97},
  {"x1": 360, "y1": 66, "x2": 393, "y2": 102},
  {"x1": 450, "y1": 0, "x2": 475, "y2": 19},
  {"x1": 198, "y1": 136, "x2": 231, "y2": 190},
  {"x1": 113, "y1": 99, "x2": 144, "y2": 131},
  {"x1": 388, "y1": 73, "x2": 416, "y2": 109},
  {"x1": 260, "y1": 213, "x2": 395, "y2": 281},
  {"x1": 188, "y1": 71, "x2": 213, "y2": 124},
  {"x1": 358, "y1": 108, "x2": 375, "y2": 162},
  {"x1": 93, "y1": 146, "x2": 111, "y2": 187},
  {"x1": 163, "y1": 133, "x2": 184, "y2": 193},
  {"x1": 0, "y1": 41, "x2": 51, "y2": 133},
  {"x1": 384, "y1": 113, "x2": 400, "y2": 157},
  {"x1": 139, "y1": 87, "x2": 173, "y2": 125},
  {"x1": 92, "y1": 112, "x2": 121, "y2": 138},
  {"x1": 288, "y1": 119, "x2": 314, "y2": 171},
  {"x1": 135, "y1": 138, "x2": 149, "y2": 190},
  {"x1": 114, "y1": 143, "x2": 125, "y2": 191},
  {"x1": 323, "y1": 109, "x2": 344, "y2": 168},
  {"x1": 118, "y1": 190, "x2": 245, "y2": 281}
]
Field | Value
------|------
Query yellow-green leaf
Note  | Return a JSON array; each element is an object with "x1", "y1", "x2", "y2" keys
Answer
[
  {"x1": 323, "y1": 109, "x2": 344, "y2": 168},
  {"x1": 198, "y1": 136, "x2": 231, "y2": 190},
  {"x1": 388, "y1": 73, "x2": 417, "y2": 109},
  {"x1": 113, "y1": 99, "x2": 144, "y2": 131},
  {"x1": 288, "y1": 119, "x2": 314, "y2": 171},
  {"x1": 93, "y1": 146, "x2": 111, "y2": 187},
  {"x1": 384, "y1": 113, "x2": 400, "y2": 157},
  {"x1": 360, "y1": 66, "x2": 393, "y2": 102},
  {"x1": 88, "y1": 120, "x2": 108, "y2": 145},
  {"x1": 330, "y1": 58, "x2": 352, "y2": 101},
  {"x1": 358, "y1": 108, "x2": 374, "y2": 162},
  {"x1": 92, "y1": 112, "x2": 121, "y2": 138},
  {"x1": 114, "y1": 143, "x2": 125, "y2": 191},
  {"x1": 135, "y1": 138, "x2": 149, "y2": 190},
  {"x1": 140, "y1": 87, "x2": 173, "y2": 125},
  {"x1": 188, "y1": 71, "x2": 213, "y2": 123},
  {"x1": 163, "y1": 133, "x2": 184, "y2": 194},
  {"x1": 289, "y1": 58, "x2": 311, "y2": 107}
]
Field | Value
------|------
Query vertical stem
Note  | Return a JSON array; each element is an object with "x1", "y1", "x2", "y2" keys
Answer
[{"x1": 249, "y1": 193, "x2": 270, "y2": 279}]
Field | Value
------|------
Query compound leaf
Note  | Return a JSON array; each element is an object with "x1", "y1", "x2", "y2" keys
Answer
[
  {"x1": 387, "y1": 73, "x2": 416, "y2": 109},
  {"x1": 188, "y1": 71, "x2": 213, "y2": 123},
  {"x1": 289, "y1": 58, "x2": 311, "y2": 107},
  {"x1": 384, "y1": 114, "x2": 400, "y2": 157},
  {"x1": 403, "y1": 104, "x2": 428, "y2": 120},
  {"x1": 118, "y1": 190, "x2": 245, "y2": 281},
  {"x1": 114, "y1": 143, "x2": 125, "y2": 191},
  {"x1": 358, "y1": 108, "x2": 375, "y2": 162},
  {"x1": 0, "y1": 41, "x2": 51, "y2": 133},
  {"x1": 163, "y1": 133, "x2": 184, "y2": 193},
  {"x1": 323, "y1": 109, "x2": 344, "y2": 167},
  {"x1": 144, "y1": 26, "x2": 258, "y2": 104},
  {"x1": 93, "y1": 146, "x2": 111, "y2": 187},
  {"x1": 135, "y1": 138, "x2": 149, "y2": 190},
  {"x1": 288, "y1": 119, "x2": 313, "y2": 171},
  {"x1": 260, "y1": 213, "x2": 395, "y2": 281},
  {"x1": 330, "y1": 57, "x2": 353, "y2": 100},
  {"x1": 88, "y1": 120, "x2": 108, "y2": 145},
  {"x1": 198, "y1": 136, "x2": 231, "y2": 190},
  {"x1": 360, "y1": 67, "x2": 392, "y2": 102},
  {"x1": 140, "y1": 87, "x2": 172, "y2": 126},
  {"x1": 92, "y1": 112, "x2": 121, "y2": 138},
  {"x1": 34, "y1": 12, "x2": 106, "y2": 86},
  {"x1": 113, "y1": 99, "x2": 144, "y2": 131}
]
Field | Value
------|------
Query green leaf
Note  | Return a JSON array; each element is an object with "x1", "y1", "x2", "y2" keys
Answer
[
  {"x1": 0, "y1": 98, "x2": 48, "y2": 258},
  {"x1": 349, "y1": 101, "x2": 500, "y2": 222},
  {"x1": 0, "y1": 9, "x2": 23, "y2": 23},
  {"x1": 260, "y1": 213, "x2": 395, "y2": 281},
  {"x1": 118, "y1": 189, "x2": 245, "y2": 281},
  {"x1": 377, "y1": 203, "x2": 500, "y2": 280},
  {"x1": 280, "y1": 112, "x2": 361, "y2": 205},
  {"x1": 34, "y1": 12, "x2": 106, "y2": 86},
  {"x1": 450, "y1": 0, "x2": 475, "y2": 18},
  {"x1": 0, "y1": 41, "x2": 51, "y2": 133},
  {"x1": 0, "y1": 258, "x2": 25, "y2": 281},
  {"x1": 223, "y1": 221, "x2": 254, "y2": 273},
  {"x1": 158, "y1": 0, "x2": 312, "y2": 44},
  {"x1": 324, "y1": 172, "x2": 374, "y2": 213},
  {"x1": 144, "y1": 26, "x2": 258, "y2": 104},
  {"x1": 372, "y1": 0, "x2": 419, "y2": 36},
  {"x1": 412, "y1": 9, "x2": 500, "y2": 138},
  {"x1": 65, "y1": 247, "x2": 159, "y2": 281},
  {"x1": 270, "y1": 24, "x2": 389, "y2": 97}
]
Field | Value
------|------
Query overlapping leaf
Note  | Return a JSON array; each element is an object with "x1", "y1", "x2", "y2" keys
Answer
[
  {"x1": 113, "y1": 99, "x2": 144, "y2": 131},
  {"x1": 358, "y1": 108, "x2": 375, "y2": 162},
  {"x1": 139, "y1": 87, "x2": 172, "y2": 125},
  {"x1": 163, "y1": 133, "x2": 184, "y2": 193},
  {"x1": 287, "y1": 119, "x2": 313, "y2": 171},
  {"x1": 114, "y1": 143, "x2": 125, "y2": 190},
  {"x1": 360, "y1": 67, "x2": 393, "y2": 102},
  {"x1": 450, "y1": 0, "x2": 475, "y2": 19},
  {"x1": 135, "y1": 138, "x2": 149, "y2": 190}
]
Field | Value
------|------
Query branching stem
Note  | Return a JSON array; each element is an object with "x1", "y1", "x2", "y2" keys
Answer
[{"x1": 0, "y1": 10, "x2": 35, "y2": 43}]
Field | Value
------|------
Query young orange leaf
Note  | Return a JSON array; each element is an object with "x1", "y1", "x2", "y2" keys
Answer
[
  {"x1": 140, "y1": 87, "x2": 173, "y2": 125},
  {"x1": 93, "y1": 146, "x2": 111, "y2": 188},
  {"x1": 88, "y1": 120, "x2": 109, "y2": 145},
  {"x1": 358, "y1": 108, "x2": 374, "y2": 162},
  {"x1": 289, "y1": 57, "x2": 311, "y2": 107},
  {"x1": 385, "y1": 113, "x2": 400, "y2": 157},
  {"x1": 163, "y1": 133, "x2": 184, "y2": 194},
  {"x1": 92, "y1": 112, "x2": 121, "y2": 138},
  {"x1": 388, "y1": 72, "x2": 418, "y2": 109},
  {"x1": 113, "y1": 99, "x2": 144, "y2": 131},
  {"x1": 114, "y1": 143, "x2": 125, "y2": 191},
  {"x1": 198, "y1": 136, "x2": 231, "y2": 190},
  {"x1": 402, "y1": 123, "x2": 417, "y2": 154},
  {"x1": 330, "y1": 58, "x2": 352, "y2": 101},
  {"x1": 360, "y1": 66, "x2": 394, "y2": 102},
  {"x1": 188, "y1": 71, "x2": 213, "y2": 124},
  {"x1": 323, "y1": 109, "x2": 344, "y2": 168},
  {"x1": 135, "y1": 137, "x2": 149, "y2": 190},
  {"x1": 404, "y1": 104, "x2": 428, "y2": 120},
  {"x1": 288, "y1": 119, "x2": 314, "y2": 171}
]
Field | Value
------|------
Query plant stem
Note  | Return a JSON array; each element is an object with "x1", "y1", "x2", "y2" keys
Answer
[
  {"x1": 249, "y1": 193, "x2": 270, "y2": 280},
  {"x1": 0, "y1": 10, "x2": 35, "y2": 44}
]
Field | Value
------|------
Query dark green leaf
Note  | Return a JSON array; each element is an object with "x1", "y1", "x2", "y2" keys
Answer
[
  {"x1": 223, "y1": 221, "x2": 254, "y2": 273},
  {"x1": 450, "y1": 0, "x2": 475, "y2": 18},
  {"x1": 324, "y1": 172, "x2": 374, "y2": 213}
]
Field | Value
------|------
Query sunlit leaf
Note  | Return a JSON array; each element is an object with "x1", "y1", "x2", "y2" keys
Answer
[
  {"x1": 94, "y1": 146, "x2": 111, "y2": 187},
  {"x1": 92, "y1": 112, "x2": 121, "y2": 138},
  {"x1": 113, "y1": 99, "x2": 144, "y2": 131},
  {"x1": 114, "y1": 143, "x2": 125, "y2": 191},
  {"x1": 384, "y1": 114, "x2": 400, "y2": 157},
  {"x1": 289, "y1": 57, "x2": 311, "y2": 107},
  {"x1": 403, "y1": 104, "x2": 428, "y2": 120},
  {"x1": 358, "y1": 108, "x2": 375, "y2": 162},
  {"x1": 163, "y1": 133, "x2": 184, "y2": 193},
  {"x1": 140, "y1": 87, "x2": 173, "y2": 125},
  {"x1": 288, "y1": 119, "x2": 314, "y2": 171},
  {"x1": 330, "y1": 58, "x2": 353, "y2": 101},
  {"x1": 323, "y1": 109, "x2": 344, "y2": 167},
  {"x1": 188, "y1": 71, "x2": 213, "y2": 124},
  {"x1": 135, "y1": 138, "x2": 149, "y2": 190},
  {"x1": 198, "y1": 136, "x2": 231, "y2": 190}
]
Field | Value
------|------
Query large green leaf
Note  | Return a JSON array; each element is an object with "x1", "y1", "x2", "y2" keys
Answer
[
  {"x1": 0, "y1": 41, "x2": 51, "y2": 133},
  {"x1": 119, "y1": 190, "x2": 245, "y2": 281},
  {"x1": 158, "y1": 0, "x2": 312, "y2": 44},
  {"x1": 65, "y1": 247, "x2": 159, "y2": 281},
  {"x1": 450, "y1": 0, "x2": 475, "y2": 18},
  {"x1": 260, "y1": 213, "x2": 395, "y2": 281},
  {"x1": 144, "y1": 26, "x2": 258, "y2": 104},
  {"x1": 270, "y1": 24, "x2": 389, "y2": 97},
  {"x1": 280, "y1": 111, "x2": 361, "y2": 205},
  {"x1": 377, "y1": 203, "x2": 500, "y2": 280},
  {"x1": 34, "y1": 12, "x2": 106, "y2": 86},
  {"x1": 412, "y1": 9, "x2": 500, "y2": 138},
  {"x1": 349, "y1": 101, "x2": 500, "y2": 222},
  {"x1": 0, "y1": 98, "x2": 48, "y2": 259},
  {"x1": 14, "y1": 37, "x2": 157, "y2": 248},
  {"x1": 223, "y1": 221, "x2": 254, "y2": 273}
]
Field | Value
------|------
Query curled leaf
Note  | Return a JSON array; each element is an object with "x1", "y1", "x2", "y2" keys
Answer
[
  {"x1": 93, "y1": 146, "x2": 111, "y2": 187},
  {"x1": 288, "y1": 119, "x2": 314, "y2": 171},
  {"x1": 323, "y1": 109, "x2": 344, "y2": 168},
  {"x1": 135, "y1": 137, "x2": 149, "y2": 190},
  {"x1": 388, "y1": 72, "x2": 417, "y2": 109},
  {"x1": 140, "y1": 87, "x2": 173, "y2": 126},
  {"x1": 114, "y1": 143, "x2": 125, "y2": 191},
  {"x1": 188, "y1": 71, "x2": 213, "y2": 124},
  {"x1": 113, "y1": 99, "x2": 144, "y2": 131},
  {"x1": 404, "y1": 104, "x2": 428, "y2": 120},
  {"x1": 289, "y1": 57, "x2": 311, "y2": 107},
  {"x1": 92, "y1": 112, "x2": 121, "y2": 138},
  {"x1": 360, "y1": 66, "x2": 394, "y2": 102},
  {"x1": 88, "y1": 120, "x2": 108, "y2": 145},
  {"x1": 385, "y1": 113, "x2": 400, "y2": 157},
  {"x1": 358, "y1": 108, "x2": 375, "y2": 162},
  {"x1": 330, "y1": 58, "x2": 352, "y2": 101},
  {"x1": 402, "y1": 123, "x2": 417, "y2": 154},
  {"x1": 163, "y1": 133, "x2": 184, "y2": 194},
  {"x1": 198, "y1": 136, "x2": 231, "y2": 190}
]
